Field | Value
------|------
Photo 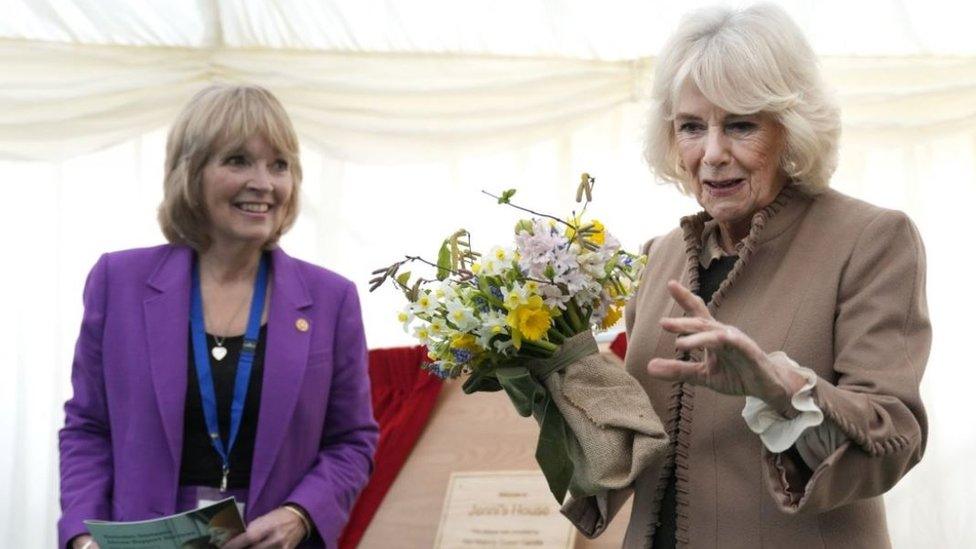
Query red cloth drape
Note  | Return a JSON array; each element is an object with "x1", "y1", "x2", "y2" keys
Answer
[
  {"x1": 610, "y1": 331, "x2": 627, "y2": 360},
  {"x1": 338, "y1": 346, "x2": 442, "y2": 549}
]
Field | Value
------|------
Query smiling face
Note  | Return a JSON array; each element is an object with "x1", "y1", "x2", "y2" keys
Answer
[
  {"x1": 673, "y1": 83, "x2": 788, "y2": 237},
  {"x1": 201, "y1": 134, "x2": 294, "y2": 251}
]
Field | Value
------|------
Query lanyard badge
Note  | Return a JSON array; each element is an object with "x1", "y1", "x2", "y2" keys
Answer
[{"x1": 190, "y1": 254, "x2": 269, "y2": 492}]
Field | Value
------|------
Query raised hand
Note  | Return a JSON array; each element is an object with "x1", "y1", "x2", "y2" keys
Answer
[{"x1": 646, "y1": 280, "x2": 805, "y2": 416}]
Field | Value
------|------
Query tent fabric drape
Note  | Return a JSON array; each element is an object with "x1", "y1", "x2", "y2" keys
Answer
[
  {"x1": 2, "y1": 1, "x2": 975, "y2": 163},
  {"x1": 340, "y1": 346, "x2": 442, "y2": 549},
  {"x1": 0, "y1": 37, "x2": 646, "y2": 162},
  {"x1": 2, "y1": 2, "x2": 974, "y2": 547},
  {"x1": 4, "y1": 37, "x2": 976, "y2": 162}
]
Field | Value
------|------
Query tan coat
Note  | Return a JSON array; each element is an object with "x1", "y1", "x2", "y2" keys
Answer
[{"x1": 565, "y1": 187, "x2": 930, "y2": 548}]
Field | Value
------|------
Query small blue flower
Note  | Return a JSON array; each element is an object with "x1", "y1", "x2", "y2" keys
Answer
[
  {"x1": 489, "y1": 285, "x2": 504, "y2": 300},
  {"x1": 452, "y1": 349, "x2": 473, "y2": 364},
  {"x1": 472, "y1": 297, "x2": 490, "y2": 313},
  {"x1": 426, "y1": 362, "x2": 452, "y2": 379}
]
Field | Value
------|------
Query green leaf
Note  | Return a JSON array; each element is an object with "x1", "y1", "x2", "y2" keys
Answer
[
  {"x1": 395, "y1": 271, "x2": 411, "y2": 287},
  {"x1": 407, "y1": 279, "x2": 422, "y2": 302},
  {"x1": 535, "y1": 398, "x2": 574, "y2": 503},
  {"x1": 514, "y1": 219, "x2": 534, "y2": 234},
  {"x1": 495, "y1": 366, "x2": 540, "y2": 418},
  {"x1": 478, "y1": 276, "x2": 504, "y2": 307},
  {"x1": 462, "y1": 370, "x2": 503, "y2": 393},
  {"x1": 498, "y1": 188, "x2": 517, "y2": 204},
  {"x1": 436, "y1": 240, "x2": 451, "y2": 280}
]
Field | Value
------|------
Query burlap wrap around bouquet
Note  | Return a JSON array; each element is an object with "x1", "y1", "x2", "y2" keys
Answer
[
  {"x1": 463, "y1": 332, "x2": 669, "y2": 503},
  {"x1": 372, "y1": 177, "x2": 666, "y2": 504}
]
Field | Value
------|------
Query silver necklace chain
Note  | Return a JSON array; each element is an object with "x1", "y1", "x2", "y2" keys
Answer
[{"x1": 202, "y1": 268, "x2": 253, "y2": 360}]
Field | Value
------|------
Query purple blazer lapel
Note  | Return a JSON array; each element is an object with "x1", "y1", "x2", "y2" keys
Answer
[
  {"x1": 142, "y1": 246, "x2": 193, "y2": 473},
  {"x1": 248, "y1": 248, "x2": 313, "y2": 512}
]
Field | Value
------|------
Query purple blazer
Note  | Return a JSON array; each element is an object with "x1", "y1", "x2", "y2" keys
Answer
[{"x1": 58, "y1": 244, "x2": 379, "y2": 548}]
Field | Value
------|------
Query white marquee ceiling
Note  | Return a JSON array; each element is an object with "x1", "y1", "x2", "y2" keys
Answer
[
  {"x1": 2, "y1": 0, "x2": 974, "y2": 57},
  {"x1": 1, "y1": 0, "x2": 974, "y2": 161}
]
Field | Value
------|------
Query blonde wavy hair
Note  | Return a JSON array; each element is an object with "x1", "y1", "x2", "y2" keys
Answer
[
  {"x1": 157, "y1": 84, "x2": 303, "y2": 251},
  {"x1": 644, "y1": 3, "x2": 840, "y2": 195}
]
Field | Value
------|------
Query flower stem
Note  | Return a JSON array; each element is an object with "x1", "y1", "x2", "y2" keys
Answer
[
  {"x1": 482, "y1": 190, "x2": 573, "y2": 229},
  {"x1": 553, "y1": 314, "x2": 574, "y2": 337},
  {"x1": 523, "y1": 339, "x2": 559, "y2": 354},
  {"x1": 546, "y1": 328, "x2": 566, "y2": 345},
  {"x1": 518, "y1": 344, "x2": 552, "y2": 358},
  {"x1": 565, "y1": 298, "x2": 584, "y2": 333}
]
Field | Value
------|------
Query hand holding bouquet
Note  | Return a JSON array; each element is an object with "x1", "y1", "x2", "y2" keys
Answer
[{"x1": 371, "y1": 174, "x2": 668, "y2": 503}]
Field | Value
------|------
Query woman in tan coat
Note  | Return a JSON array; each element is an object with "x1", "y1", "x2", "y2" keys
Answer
[{"x1": 565, "y1": 5, "x2": 930, "y2": 548}]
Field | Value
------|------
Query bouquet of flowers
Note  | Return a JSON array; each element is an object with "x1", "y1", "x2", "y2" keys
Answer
[{"x1": 371, "y1": 174, "x2": 668, "y2": 503}]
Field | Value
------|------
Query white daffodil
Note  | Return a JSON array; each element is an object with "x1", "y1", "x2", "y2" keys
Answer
[
  {"x1": 489, "y1": 246, "x2": 516, "y2": 265},
  {"x1": 445, "y1": 300, "x2": 479, "y2": 332},
  {"x1": 429, "y1": 316, "x2": 448, "y2": 335},
  {"x1": 396, "y1": 305, "x2": 415, "y2": 332},
  {"x1": 414, "y1": 290, "x2": 439, "y2": 315},
  {"x1": 475, "y1": 329, "x2": 493, "y2": 350},
  {"x1": 473, "y1": 309, "x2": 508, "y2": 349},
  {"x1": 492, "y1": 337, "x2": 516, "y2": 356},
  {"x1": 412, "y1": 324, "x2": 433, "y2": 345},
  {"x1": 481, "y1": 258, "x2": 504, "y2": 277},
  {"x1": 484, "y1": 309, "x2": 509, "y2": 335},
  {"x1": 432, "y1": 280, "x2": 458, "y2": 302},
  {"x1": 502, "y1": 284, "x2": 528, "y2": 310}
]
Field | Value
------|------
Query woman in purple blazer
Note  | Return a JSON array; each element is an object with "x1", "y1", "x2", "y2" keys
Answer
[{"x1": 59, "y1": 85, "x2": 379, "y2": 549}]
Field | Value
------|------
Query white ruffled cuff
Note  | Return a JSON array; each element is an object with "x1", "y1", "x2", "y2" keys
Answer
[{"x1": 742, "y1": 351, "x2": 823, "y2": 454}]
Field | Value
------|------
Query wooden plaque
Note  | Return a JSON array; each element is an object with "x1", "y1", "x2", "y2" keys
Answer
[
  {"x1": 356, "y1": 372, "x2": 630, "y2": 548},
  {"x1": 434, "y1": 471, "x2": 575, "y2": 549}
]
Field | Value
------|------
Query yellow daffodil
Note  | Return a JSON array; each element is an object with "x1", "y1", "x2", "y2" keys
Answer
[
  {"x1": 565, "y1": 217, "x2": 606, "y2": 246},
  {"x1": 506, "y1": 295, "x2": 552, "y2": 349},
  {"x1": 450, "y1": 333, "x2": 478, "y2": 351},
  {"x1": 601, "y1": 305, "x2": 623, "y2": 329},
  {"x1": 588, "y1": 220, "x2": 606, "y2": 245}
]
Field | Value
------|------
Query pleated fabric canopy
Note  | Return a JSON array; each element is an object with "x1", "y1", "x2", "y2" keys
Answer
[{"x1": 1, "y1": 0, "x2": 974, "y2": 162}]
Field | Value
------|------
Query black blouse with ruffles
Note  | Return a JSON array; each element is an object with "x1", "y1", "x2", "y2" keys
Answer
[{"x1": 653, "y1": 255, "x2": 737, "y2": 549}]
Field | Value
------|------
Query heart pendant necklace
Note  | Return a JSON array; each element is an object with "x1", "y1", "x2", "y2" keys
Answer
[
  {"x1": 203, "y1": 265, "x2": 255, "y2": 364},
  {"x1": 211, "y1": 336, "x2": 229, "y2": 361}
]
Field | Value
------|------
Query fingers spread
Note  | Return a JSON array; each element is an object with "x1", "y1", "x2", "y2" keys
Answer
[
  {"x1": 674, "y1": 329, "x2": 733, "y2": 352},
  {"x1": 647, "y1": 358, "x2": 704, "y2": 384},
  {"x1": 667, "y1": 280, "x2": 711, "y2": 318},
  {"x1": 659, "y1": 316, "x2": 714, "y2": 335}
]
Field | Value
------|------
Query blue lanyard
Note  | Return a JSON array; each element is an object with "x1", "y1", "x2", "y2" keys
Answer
[{"x1": 190, "y1": 254, "x2": 269, "y2": 492}]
